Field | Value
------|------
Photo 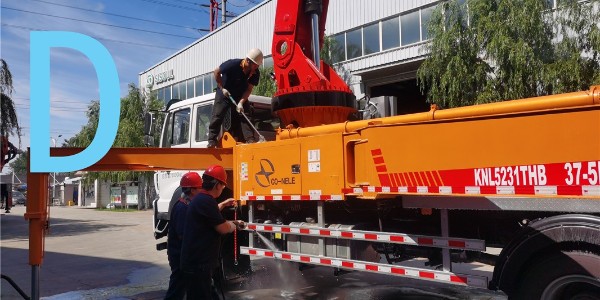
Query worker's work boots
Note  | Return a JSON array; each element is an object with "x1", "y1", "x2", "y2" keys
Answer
[{"x1": 207, "y1": 140, "x2": 217, "y2": 148}]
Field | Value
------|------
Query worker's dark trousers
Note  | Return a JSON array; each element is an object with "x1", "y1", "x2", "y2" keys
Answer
[
  {"x1": 208, "y1": 96, "x2": 254, "y2": 144},
  {"x1": 164, "y1": 257, "x2": 187, "y2": 300},
  {"x1": 184, "y1": 269, "x2": 221, "y2": 300}
]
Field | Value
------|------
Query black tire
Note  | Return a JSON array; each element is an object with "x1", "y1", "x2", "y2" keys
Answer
[{"x1": 512, "y1": 251, "x2": 600, "y2": 300}]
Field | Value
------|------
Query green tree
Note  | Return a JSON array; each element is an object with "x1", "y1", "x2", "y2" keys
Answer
[
  {"x1": 417, "y1": 0, "x2": 600, "y2": 108},
  {"x1": 253, "y1": 66, "x2": 277, "y2": 97},
  {"x1": 0, "y1": 59, "x2": 21, "y2": 144},
  {"x1": 8, "y1": 151, "x2": 27, "y2": 174},
  {"x1": 66, "y1": 84, "x2": 164, "y2": 185}
]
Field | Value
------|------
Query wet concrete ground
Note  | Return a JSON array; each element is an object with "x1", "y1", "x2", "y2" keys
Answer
[{"x1": 1, "y1": 206, "x2": 506, "y2": 300}]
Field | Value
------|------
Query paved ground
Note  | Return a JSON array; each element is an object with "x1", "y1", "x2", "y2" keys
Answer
[{"x1": 1, "y1": 206, "x2": 506, "y2": 300}]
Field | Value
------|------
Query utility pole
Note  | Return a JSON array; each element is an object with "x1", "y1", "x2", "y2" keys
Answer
[
  {"x1": 50, "y1": 135, "x2": 62, "y2": 203},
  {"x1": 221, "y1": 0, "x2": 227, "y2": 25}
]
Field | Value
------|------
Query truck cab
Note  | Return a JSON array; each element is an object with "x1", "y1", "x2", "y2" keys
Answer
[{"x1": 149, "y1": 93, "x2": 277, "y2": 242}]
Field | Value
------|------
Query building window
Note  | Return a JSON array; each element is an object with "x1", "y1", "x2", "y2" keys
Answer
[
  {"x1": 401, "y1": 10, "x2": 420, "y2": 45},
  {"x1": 172, "y1": 83, "x2": 180, "y2": 100},
  {"x1": 179, "y1": 81, "x2": 187, "y2": 100},
  {"x1": 382, "y1": 17, "x2": 400, "y2": 50},
  {"x1": 421, "y1": 6, "x2": 435, "y2": 41},
  {"x1": 165, "y1": 86, "x2": 172, "y2": 102},
  {"x1": 195, "y1": 76, "x2": 203, "y2": 96},
  {"x1": 363, "y1": 22, "x2": 380, "y2": 55},
  {"x1": 186, "y1": 79, "x2": 194, "y2": 99},
  {"x1": 331, "y1": 34, "x2": 345, "y2": 63},
  {"x1": 263, "y1": 56, "x2": 274, "y2": 68},
  {"x1": 157, "y1": 88, "x2": 164, "y2": 103},
  {"x1": 346, "y1": 28, "x2": 362, "y2": 59},
  {"x1": 203, "y1": 74, "x2": 213, "y2": 95}
]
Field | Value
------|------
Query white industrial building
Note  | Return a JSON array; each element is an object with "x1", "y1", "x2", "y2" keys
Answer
[{"x1": 139, "y1": 0, "x2": 439, "y2": 116}]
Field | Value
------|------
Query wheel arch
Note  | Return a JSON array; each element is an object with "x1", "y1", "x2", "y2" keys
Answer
[{"x1": 490, "y1": 214, "x2": 600, "y2": 294}]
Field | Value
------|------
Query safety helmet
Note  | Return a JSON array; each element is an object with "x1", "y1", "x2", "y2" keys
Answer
[
  {"x1": 204, "y1": 165, "x2": 227, "y2": 183},
  {"x1": 180, "y1": 172, "x2": 203, "y2": 188},
  {"x1": 246, "y1": 48, "x2": 264, "y2": 66}
]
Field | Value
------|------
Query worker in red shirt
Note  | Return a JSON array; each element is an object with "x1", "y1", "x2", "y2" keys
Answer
[{"x1": 179, "y1": 165, "x2": 245, "y2": 299}]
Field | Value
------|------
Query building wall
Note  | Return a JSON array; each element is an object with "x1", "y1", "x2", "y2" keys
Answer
[{"x1": 139, "y1": 0, "x2": 438, "y2": 99}]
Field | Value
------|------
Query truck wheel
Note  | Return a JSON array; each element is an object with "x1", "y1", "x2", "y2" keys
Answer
[{"x1": 513, "y1": 251, "x2": 600, "y2": 300}]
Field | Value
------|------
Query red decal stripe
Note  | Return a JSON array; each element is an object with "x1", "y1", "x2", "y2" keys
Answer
[
  {"x1": 378, "y1": 174, "x2": 391, "y2": 186},
  {"x1": 371, "y1": 149, "x2": 382, "y2": 156},
  {"x1": 427, "y1": 171, "x2": 438, "y2": 186},
  {"x1": 341, "y1": 232, "x2": 353, "y2": 238},
  {"x1": 448, "y1": 240, "x2": 466, "y2": 248},
  {"x1": 301, "y1": 256, "x2": 310, "y2": 262},
  {"x1": 418, "y1": 238, "x2": 433, "y2": 245},
  {"x1": 300, "y1": 228, "x2": 310, "y2": 234},
  {"x1": 420, "y1": 271, "x2": 435, "y2": 279},
  {"x1": 264, "y1": 226, "x2": 273, "y2": 231},
  {"x1": 282, "y1": 195, "x2": 291, "y2": 200},
  {"x1": 389, "y1": 173, "x2": 397, "y2": 187},
  {"x1": 373, "y1": 156, "x2": 385, "y2": 164},
  {"x1": 366, "y1": 265, "x2": 378, "y2": 271},
  {"x1": 365, "y1": 234, "x2": 378, "y2": 240},
  {"x1": 247, "y1": 224, "x2": 257, "y2": 230},
  {"x1": 391, "y1": 267, "x2": 405, "y2": 275},
  {"x1": 281, "y1": 227, "x2": 291, "y2": 233},
  {"x1": 420, "y1": 172, "x2": 431, "y2": 186},
  {"x1": 265, "y1": 251, "x2": 274, "y2": 257},
  {"x1": 300, "y1": 195, "x2": 311, "y2": 200},
  {"x1": 451, "y1": 275, "x2": 468, "y2": 284},
  {"x1": 282, "y1": 253, "x2": 292, "y2": 259},
  {"x1": 249, "y1": 249, "x2": 257, "y2": 255},
  {"x1": 321, "y1": 258, "x2": 332, "y2": 265},
  {"x1": 320, "y1": 230, "x2": 331, "y2": 236},
  {"x1": 342, "y1": 261, "x2": 354, "y2": 268},
  {"x1": 390, "y1": 235, "x2": 405, "y2": 242},
  {"x1": 376, "y1": 165, "x2": 388, "y2": 172}
]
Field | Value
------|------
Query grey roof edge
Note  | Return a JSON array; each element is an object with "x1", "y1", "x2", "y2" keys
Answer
[{"x1": 139, "y1": 0, "x2": 273, "y2": 76}]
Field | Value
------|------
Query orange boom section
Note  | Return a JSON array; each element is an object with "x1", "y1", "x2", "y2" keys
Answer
[{"x1": 235, "y1": 86, "x2": 600, "y2": 200}]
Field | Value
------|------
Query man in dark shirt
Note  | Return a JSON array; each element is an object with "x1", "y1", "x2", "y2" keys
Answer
[
  {"x1": 180, "y1": 165, "x2": 245, "y2": 299},
  {"x1": 164, "y1": 172, "x2": 203, "y2": 300},
  {"x1": 207, "y1": 48, "x2": 263, "y2": 148}
]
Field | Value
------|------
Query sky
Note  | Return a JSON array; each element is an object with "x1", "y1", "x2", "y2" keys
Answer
[{"x1": 0, "y1": 0, "x2": 258, "y2": 169}]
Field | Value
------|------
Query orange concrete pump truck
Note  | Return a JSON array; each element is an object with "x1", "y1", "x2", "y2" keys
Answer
[{"x1": 26, "y1": 0, "x2": 599, "y2": 299}]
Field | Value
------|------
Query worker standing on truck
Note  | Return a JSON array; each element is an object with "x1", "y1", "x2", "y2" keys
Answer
[
  {"x1": 207, "y1": 48, "x2": 263, "y2": 148},
  {"x1": 164, "y1": 172, "x2": 203, "y2": 300},
  {"x1": 179, "y1": 165, "x2": 245, "y2": 299}
]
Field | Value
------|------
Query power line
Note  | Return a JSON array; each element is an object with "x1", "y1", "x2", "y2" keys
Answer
[
  {"x1": 13, "y1": 97, "x2": 96, "y2": 104},
  {"x1": 227, "y1": 0, "x2": 252, "y2": 8},
  {"x1": 2, "y1": 23, "x2": 181, "y2": 50},
  {"x1": 1, "y1": 6, "x2": 200, "y2": 39},
  {"x1": 25, "y1": 0, "x2": 208, "y2": 32},
  {"x1": 136, "y1": 0, "x2": 208, "y2": 13}
]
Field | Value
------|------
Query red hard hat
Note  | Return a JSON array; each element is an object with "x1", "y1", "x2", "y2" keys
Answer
[
  {"x1": 180, "y1": 172, "x2": 203, "y2": 188},
  {"x1": 205, "y1": 165, "x2": 227, "y2": 183}
]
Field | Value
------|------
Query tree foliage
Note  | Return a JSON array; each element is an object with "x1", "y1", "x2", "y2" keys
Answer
[
  {"x1": 0, "y1": 58, "x2": 21, "y2": 144},
  {"x1": 8, "y1": 151, "x2": 27, "y2": 175},
  {"x1": 253, "y1": 66, "x2": 277, "y2": 97},
  {"x1": 65, "y1": 84, "x2": 164, "y2": 184},
  {"x1": 417, "y1": 0, "x2": 600, "y2": 108}
]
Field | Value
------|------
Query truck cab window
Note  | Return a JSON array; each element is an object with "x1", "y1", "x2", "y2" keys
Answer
[
  {"x1": 195, "y1": 104, "x2": 213, "y2": 142},
  {"x1": 171, "y1": 108, "x2": 191, "y2": 146}
]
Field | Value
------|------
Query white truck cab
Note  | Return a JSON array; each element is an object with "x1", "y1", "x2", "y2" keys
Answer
[{"x1": 149, "y1": 93, "x2": 276, "y2": 244}]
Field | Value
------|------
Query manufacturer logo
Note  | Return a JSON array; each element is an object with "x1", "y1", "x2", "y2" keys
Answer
[
  {"x1": 255, "y1": 159, "x2": 274, "y2": 187},
  {"x1": 145, "y1": 74, "x2": 154, "y2": 87}
]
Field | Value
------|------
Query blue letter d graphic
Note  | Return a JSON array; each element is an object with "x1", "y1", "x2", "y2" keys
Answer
[{"x1": 30, "y1": 31, "x2": 120, "y2": 172}]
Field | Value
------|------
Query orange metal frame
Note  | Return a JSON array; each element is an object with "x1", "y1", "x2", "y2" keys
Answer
[{"x1": 26, "y1": 147, "x2": 233, "y2": 265}]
